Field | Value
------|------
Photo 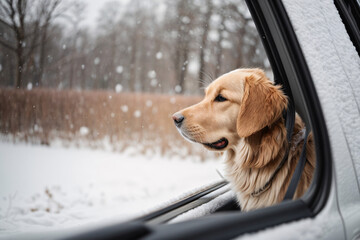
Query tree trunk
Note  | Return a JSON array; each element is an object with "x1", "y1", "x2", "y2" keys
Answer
[
  {"x1": 15, "y1": 29, "x2": 25, "y2": 88},
  {"x1": 129, "y1": 27, "x2": 138, "y2": 92},
  {"x1": 38, "y1": 25, "x2": 48, "y2": 87},
  {"x1": 179, "y1": 45, "x2": 189, "y2": 93},
  {"x1": 215, "y1": 14, "x2": 225, "y2": 78},
  {"x1": 198, "y1": 0, "x2": 213, "y2": 88}
]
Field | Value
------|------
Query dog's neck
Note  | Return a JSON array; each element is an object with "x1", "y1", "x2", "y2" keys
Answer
[
  {"x1": 231, "y1": 118, "x2": 288, "y2": 170},
  {"x1": 225, "y1": 117, "x2": 292, "y2": 210}
]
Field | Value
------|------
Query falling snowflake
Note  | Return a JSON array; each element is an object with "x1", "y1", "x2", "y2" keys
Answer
[
  {"x1": 81, "y1": 64, "x2": 85, "y2": 70},
  {"x1": 79, "y1": 126, "x2": 89, "y2": 136},
  {"x1": 115, "y1": 84, "x2": 123, "y2": 93},
  {"x1": 27, "y1": 83, "x2": 33, "y2": 90},
  {"x1": 121, "y1": 105, "x2": 128, "y2": 112},
  {"x1": 116, "y1": 66, "x2": 123, "y2": 74},
  {"x1": 146, "y1": 100, "x2": 153, "y2": 107},
  {"x1": 134, "y1": 110, "x2": 141, "y2": 118},
  {"x1": 181, "y1": 16, "x2": 190, "y2": 24},
  {"x1": 94, "y1": 57, "x2": 100, "y2": 65},
  {"x1": 175, "y1": 85, "x2": 182, "y2": 93},
  {"x1": 147, "y1": 70, "x2": 156, "y2": 79},
  {"x1": 156, "y1": 52, "x2": 163, "y2": 59},
  {"x1": 150, "y1": 79, "x2": 157, "y2": 87},
  {"x1": 170, "y1": 97, "x2": 176, "y2": 104}
]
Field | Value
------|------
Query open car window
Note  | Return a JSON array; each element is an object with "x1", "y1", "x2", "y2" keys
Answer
[{"x1": 0, "y1": 0, "x2": 285, "y2": 238}]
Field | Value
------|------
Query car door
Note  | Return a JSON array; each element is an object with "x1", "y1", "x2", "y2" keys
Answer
[{"x1": 61, "y1": 0, "x2": 359, "y2": 239}]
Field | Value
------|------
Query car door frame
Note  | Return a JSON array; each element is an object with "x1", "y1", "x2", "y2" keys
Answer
[{"x1": 62, "y1": 0, "x2": 336, "y2": 239}]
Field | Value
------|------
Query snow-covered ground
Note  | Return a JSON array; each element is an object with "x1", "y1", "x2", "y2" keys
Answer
[{"x1": 0, "y1": 142, "x2": 223, "y2": 239}]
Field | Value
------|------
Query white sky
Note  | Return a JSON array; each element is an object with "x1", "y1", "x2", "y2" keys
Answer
[{"x1": 82, "y1": 0, "x2": 128, "y2": 27}]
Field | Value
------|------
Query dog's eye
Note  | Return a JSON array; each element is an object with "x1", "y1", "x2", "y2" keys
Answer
[{"x1": 214, "y1": 94, "x2": 227, "y2": 102}]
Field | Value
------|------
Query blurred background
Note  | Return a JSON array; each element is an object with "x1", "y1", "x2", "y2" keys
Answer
[
  {"x1": 0, "y1": 0, "x2": 270, "y2": 158},
  {"x1": 0, "y1": 0, "x2": 270, "y2": 235}
]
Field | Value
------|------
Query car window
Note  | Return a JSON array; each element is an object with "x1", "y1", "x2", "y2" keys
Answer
[{"x1": 0, "y1": 0, "x2": 270, "y2": 236}]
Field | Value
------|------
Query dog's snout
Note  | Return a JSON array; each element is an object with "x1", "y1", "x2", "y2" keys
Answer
[{"x1": 172, "y1": 113, "x2": 185, "y2": 127}]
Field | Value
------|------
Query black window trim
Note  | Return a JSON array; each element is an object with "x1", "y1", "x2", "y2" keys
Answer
[
  {"x1": 62, "y1": 0, "x2": 333, "y2": 239},
  {"x1": 334, "y1": 0, "x2": 360, "y2": 57},
  {"x1": 249, "y1": 0, "x2": 332, "y2": 214}
]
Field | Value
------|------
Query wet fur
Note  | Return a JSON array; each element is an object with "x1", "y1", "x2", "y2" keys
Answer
[{"x1": 173, "y1": 68, "x2": 315, "y2": 211}]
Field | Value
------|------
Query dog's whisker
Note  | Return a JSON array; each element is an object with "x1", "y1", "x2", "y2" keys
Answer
[{"x1": 198, "y1": 70, "x2": 214, "y2": 89}]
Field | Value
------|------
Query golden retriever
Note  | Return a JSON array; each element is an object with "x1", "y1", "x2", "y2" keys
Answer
[{"x1": 172, "y1": 68, "x2": 315, "y2": 211}]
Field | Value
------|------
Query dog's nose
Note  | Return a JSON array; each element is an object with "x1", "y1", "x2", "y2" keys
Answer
[{"x1": 172, "y1": 113, "x2": 185, "y2": 127}]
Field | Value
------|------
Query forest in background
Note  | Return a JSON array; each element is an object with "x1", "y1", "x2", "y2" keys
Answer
[
  {"x1": 0, "y1": 0, "x2": 270, "y2": 158},
  {"x1": 0, "y1": 0, "x2": 269, "y2": 94}
]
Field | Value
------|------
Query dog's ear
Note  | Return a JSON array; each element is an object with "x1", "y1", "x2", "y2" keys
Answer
[{"x1": 236, "y1": 72, "x2": 288, "y2": 138}]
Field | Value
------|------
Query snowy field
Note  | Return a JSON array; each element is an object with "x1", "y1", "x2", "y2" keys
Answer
[{"x1": 0, "y1": 142, "x2": 223, "y2": 239}]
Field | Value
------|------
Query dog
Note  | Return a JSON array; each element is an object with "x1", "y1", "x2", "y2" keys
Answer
[{"x1": 172, "y1": 68, "x2": 315, "y2": 211}]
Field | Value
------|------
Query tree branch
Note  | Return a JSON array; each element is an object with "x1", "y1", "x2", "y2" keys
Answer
[
  {"x1": 0, "y1": 17, "x2": 12, "y2": 29},
  {"x1": 0, "y1": 37, "x2": 16, "y2": 51}
]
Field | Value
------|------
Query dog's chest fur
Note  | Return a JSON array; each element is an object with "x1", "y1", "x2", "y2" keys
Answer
[
  {"x1": 224, "y1": 117, "x2": 314, "y2": 211},
  {"x1": 225, "y1": 150, "x2": 291, "y2": 211}
]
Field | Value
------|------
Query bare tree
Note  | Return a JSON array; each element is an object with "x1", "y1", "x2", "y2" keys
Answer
[
  {"x1": 0, "y1": 0, "x2": 63, "y2": 88},
  {"x1": 0, "y1": 0, "x2": 270, "y2": 94},
  {"x1": 36, "y1": 0, "x2": 62, "y2": 87},
  {"x1": 198, "y1": 0, "x2": 213, "y2": 88},
  {"x1": 0, "y1": 0, "x2": 28, "y2": 88},
  {"x1": 168, "y1": 0, "x2": 196, "y2": 93},
  {"x1": 215, "y1": 12, "x2": 226, "y2": 77},
  {"x1": 62, "y1": 0, "x2": 86, "y2": 89}
]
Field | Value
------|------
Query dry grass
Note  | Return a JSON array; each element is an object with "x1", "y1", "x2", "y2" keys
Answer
[{"x1": 0, "y1": 88, "x2": 214, "y2": 160}]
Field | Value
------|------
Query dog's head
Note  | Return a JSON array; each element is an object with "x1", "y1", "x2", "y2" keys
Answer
[{"x1": 172, "y1": 68, "x2": 287, "y2": 151}]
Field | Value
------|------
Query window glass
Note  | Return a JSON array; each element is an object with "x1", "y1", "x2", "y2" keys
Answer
[{"x1": 0, "y1": 0, "x2": 270, "y2": 235}]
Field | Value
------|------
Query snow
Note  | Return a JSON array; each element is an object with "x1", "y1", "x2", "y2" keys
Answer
[
  {"x1": 120, "y1": 105, "x2": 128, "y2": 113},
  {"x1": 133, "y1": 110, "x2": 141, "y2": 118},
  {"x1": 156, "y1": 52, "x2": 163, "y2": 60},
  {"x1": 93, "y1": 57, "x2": 100, "y2": 65},
  {"x1": 283, "y1": 0, "x2": 360, "y2": 199},
  {"x1": 282, "y1": 0, "x2": 360, "y2": 237},
  {"x1": 146, "y1": 100, "x2": 153, "y2": 107},
  {"x1": 181, "y1": 16, "x2": 191, "y2": 24},
  {"x1": 115, "y1": 66, "x2": 123, "y2": 74},
  {"x1": 79, "y1": 126, "x2": 89, "y2": 136},
  {"x1": 147, "y1": 70, "x2": 156, "y2": 79},
  {"x1": 26, "y1": 83, "x2": 32, "y2": 91},
  {"x1": 150, "y1": 79, "x2": 158, "y2": 87},
  {"x1": 0, "y1": 142, "x2": 222, "y2": 239},
  {"x1": 115, "y1": 84, "x2": 123, "y2": 93},
  {"x1": 175, "y1": 85, "x2": 182, "y2": 93}
]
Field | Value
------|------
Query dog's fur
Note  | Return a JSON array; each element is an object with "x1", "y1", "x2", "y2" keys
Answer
[{"x1": 173, "y1": 68, "x2": 315, "y2": 211}]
